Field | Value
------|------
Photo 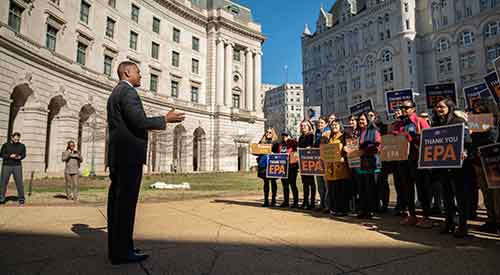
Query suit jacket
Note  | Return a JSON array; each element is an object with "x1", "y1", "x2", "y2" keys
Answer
[{"x1": 107, "y1": 81, "x2": 166, "y2": 168}]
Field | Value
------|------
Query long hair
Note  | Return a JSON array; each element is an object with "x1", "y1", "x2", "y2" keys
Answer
[
  {"x1": 432, "y1": 98, "x2": 458, "y2": 125},
  {"x1": 358, "y1": 112, "x2": 378, "y2": 130},
  {"x1": 66, "y1": 140, "x2": 75, "y2": 151},
  {"x1": 300, "y1": 120, "x2": 314, "y2": 136},
  {"x1": 259, "y1": 128, "x2": 278, "y2": 143}
]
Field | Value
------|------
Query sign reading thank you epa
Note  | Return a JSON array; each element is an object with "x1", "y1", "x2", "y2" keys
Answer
[
  {"x1": 424, "y1": 83, "x2": 457, "y2": 110},
  {"x1": 349, "y1": 99, "x2": 373, "y2": 116},
  {"x1": 298, "y1": 148, "x2": 324, "y2": 176},
  {"x1": 385, "y1": 89, "x2": 413, "y2": 115},
  {"x1": 418, "y1": 124, "x2": 464, "y2": 169},
  {"x1": 479, "y1": 143, "x2": 500, "y2": 189},
  {"x1": 266, "y1": 154, "x2": 289, "y2": 179}
]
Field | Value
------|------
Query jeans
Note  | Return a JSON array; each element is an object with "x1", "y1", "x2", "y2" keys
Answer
[
  {"x1": 329, "y1": 179, "x2": 351, "y2": 213},
  {"x1": 358, "y1": 173, "x2": 379, "y2": 215},
  {"x1": 316, "y1": 176, "x2": 329, "y2": 209},
  {"x1": 301, "y1": 175, "x2": 316, "y2": 207},
  {"x1": 440, "y1": 167, "x2": 469, "y2": 228},
  {"x1": 400, "y1": 160, "x2": 432, "y2": 217},
  {"x1": 0, "y1": 165, "x2": 24, "y2": 202},
  {"x1": 281, "y1": 165, "x2": 299, "y2": 205},
  {"x1": 263, "y1": 178, "x2": 277, "y2": 203}
]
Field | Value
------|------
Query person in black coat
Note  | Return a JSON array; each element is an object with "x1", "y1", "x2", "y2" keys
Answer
[
  {"x1": 106, "y1": 61, "x2": 185, "y2": 264},
  {"x1": 432, "y1": 99, "x2": 472, "y2": 238}
]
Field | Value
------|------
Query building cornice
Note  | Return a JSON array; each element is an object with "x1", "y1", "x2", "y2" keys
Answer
[
  {"x1": 0, "y1": 24, "x2": 261, "y2": 120},
  {"x1": 153, "y1": 0, "x2": 265, "y2": 42}
]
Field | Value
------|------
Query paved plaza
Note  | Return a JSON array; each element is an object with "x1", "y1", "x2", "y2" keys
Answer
[{"x1": 1, "y1": 196, "x2": 499, "y2": 275}]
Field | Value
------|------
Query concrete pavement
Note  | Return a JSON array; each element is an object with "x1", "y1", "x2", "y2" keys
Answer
[{"x1": 0, "y1": 196, "x2": 499, "y2": 275}]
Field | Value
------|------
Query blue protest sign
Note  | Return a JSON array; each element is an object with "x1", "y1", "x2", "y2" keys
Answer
[
  {"x1": 385, "y1": 89, "x2": 414, "y2": 115},
  {"x1": 266, "y1": 154, "x2": 289, "y2": 179},
  {"x1": 424, "y1": 83, "x2": 457, "y2": 110},
  {"x1": 298, "y1": 148, "x2": 325, "y2": 176},
  {"x1": 463, "y1": 83, "x2": 494, "y2": 111},
  {"x1": 483, "y1": 72, "x2": 500, "y2": 105},
  {"x1": 349, "y1": 99, "x2": 373, "y2": 116},
  {"x1": 418, "y1": 123, "x2": 464, "y2": 169}
]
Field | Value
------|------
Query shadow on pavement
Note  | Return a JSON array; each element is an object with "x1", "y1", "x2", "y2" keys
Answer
[{"x1": 212, "y1": 198, "x2": 500, "y2": 247}]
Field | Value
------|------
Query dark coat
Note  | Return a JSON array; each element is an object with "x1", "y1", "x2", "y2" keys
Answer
[{"x1": 106, "y1": 81, "x2": 166, "y2": 168}]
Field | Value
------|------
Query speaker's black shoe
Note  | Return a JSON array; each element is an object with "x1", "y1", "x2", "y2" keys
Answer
[{"x1": 111, "y1": 252, "x2": 149, "y2": 265}]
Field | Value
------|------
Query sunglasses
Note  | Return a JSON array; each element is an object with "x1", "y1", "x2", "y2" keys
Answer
[{"x1": 401, "y1": 106, "x2": 413, "y2": 110}]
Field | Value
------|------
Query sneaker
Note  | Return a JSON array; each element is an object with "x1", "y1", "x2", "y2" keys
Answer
[
  {"x1": 477, "y1": 222, "x2": 498, "y2": 234},
  {"x1": 416, "y1": 218, "x2": 433, "y2": 229},
  {"x1": 18, "y1": 200, "x2": 25, "y2": 206},
  {"x1": 400, "y1": 216, "x2": 418, "y2": 226}
]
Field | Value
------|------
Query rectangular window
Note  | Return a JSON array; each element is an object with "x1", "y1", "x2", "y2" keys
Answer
[
  {"x1": 172, "y1": 51, "x2": 180, "y2": 67},
  {"x1": 380, "y1": 32, "x2": 384, "y2": 41},
  {"x1": 404, "y1": 3, "x2": 408, "y2": 12},
  {"x1": 438, "y1": 57, "x2": 452, "y2": 74},
  {"x1": 465, "y1": 7, "x2": 472, "y2": 17},
  {"x1": 192, "y1": 37, "x2": 200, "y2": 51},
  {"x1": 171, "y1": 80, "x2": 178, "y2": 97},
  {"x1": 108, "y1": 0, "x2": 116, "y2": 8},
  {"x1": 76, "y1": 42, "x2": 87, "y2": 65},
  {"x1": 233, "y1": 49, "x2": 241, "y2": 62},
  {"x1": 191, "y1": 86, "x2": 199, "y2": 103},
  {"x1": 151, "y1": 42, "x2": 160, "y2": 59},
  {"x1": 232, "y1": 94, "x2": 240, "y2": 108},
  {"x1": 46, "y1": 25, "x2": 58, "y2": 51},
  {"x1": 383, "y1": 68, "x2": 394, "y2": 82},
  {"x1": 131, "y1": 4, "x2": 140, "y2": 23},
  {"x1": 104, "y1": 55, "x2": 113, "y2": 76},
  {"x1": 106, "y1": 17, "x2": 115, "y2": 38},
  {"x1": 386, "y1": 29, "x2": 391, "y2": 39},
  {"x1": 152, "y1": 17, "x2": 160, "y2": 34},
  {"x1": 192, "y1": 59, "x2": 199, "y2": 74},
  {"x1": 80, "y1": 1, "x2": 90, "y2": 24},
  {"x1": 150, "y1": 74, "x2": 158, "y2": 92},
  {"x1": 129, "y1": 31, "x2": 138, "y2": 50},
  {"x1": 173, "y1": 27, "x2": 180, "y2": 43},
  {"x1": 8, "y1": 1, "x2": 24, "y2": 32},
  {"x1": 460, "y1": 53, "x2": 476, "y2": 69},
  {"x1": 486, "y1": 44, "x2": 500, "y2": 63},
  {"x1": 405, "y1": 19, "x2": 410, "y2": 30}
]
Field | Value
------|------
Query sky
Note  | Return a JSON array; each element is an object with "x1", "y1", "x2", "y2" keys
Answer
[{"x1": 235, "y1": 0, "x2": 333, "y2": 86}]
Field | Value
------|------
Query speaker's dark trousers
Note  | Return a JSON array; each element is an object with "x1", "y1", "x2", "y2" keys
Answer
[
  {"x1": 0, "y1": 165, "x2": 24, "y2": 202},
  {"x1": 107, "y1": 165, "x2": 143, "y2": 260}
]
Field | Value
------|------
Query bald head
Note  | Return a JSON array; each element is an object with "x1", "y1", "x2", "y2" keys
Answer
[{"x1": 117, "y1": 61, "x2": 141, "y2": 87}]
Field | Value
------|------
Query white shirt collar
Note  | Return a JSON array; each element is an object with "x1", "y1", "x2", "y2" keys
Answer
[{"x1": 121, "y1": 80, "x2": 133, "y2": 87}]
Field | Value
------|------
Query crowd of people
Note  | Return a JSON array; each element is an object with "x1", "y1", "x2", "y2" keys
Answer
[{"x1": 256, "y1": 98, "x2": 500, "y2": 238}]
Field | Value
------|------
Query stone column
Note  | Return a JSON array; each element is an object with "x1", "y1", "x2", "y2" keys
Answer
[
  {"x1": 245, "y1": 49, "x2": 254, "y2": 111},
  {"x1": 253, "y1": 51, "x2": 262, "y2": 113},
  {"x1": 216, "y1": 39, "x2": 225, "y2": 106},
  {"x1": 18, "y1": 104, "x2": 48, "y2": 177},
  {"x1": 224, "y1": 42, "x2": 234, "y2": 107}
]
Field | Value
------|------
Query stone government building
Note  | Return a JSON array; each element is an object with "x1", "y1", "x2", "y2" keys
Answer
[
  {"x1": 0, "y1": 0, "x2": 265, "y2": 177},
  {"x1": 302, "y1": 0, "x2": 500, "y2": 120}
]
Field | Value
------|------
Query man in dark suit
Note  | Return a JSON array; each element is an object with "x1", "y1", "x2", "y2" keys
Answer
[{"x1": 107, "y1": 61, "x2": 185, "y2": 265}]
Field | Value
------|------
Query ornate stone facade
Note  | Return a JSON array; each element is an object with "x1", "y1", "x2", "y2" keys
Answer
[
  {"x1": 263, "y1": 84, "x2": 304, "y2": 139},
  {"x1": 0, "y1": 0, "x2": 265, "y2": 176},
  {"x1": 302, "y1": 0, "x2": 500, "y2": 120}
]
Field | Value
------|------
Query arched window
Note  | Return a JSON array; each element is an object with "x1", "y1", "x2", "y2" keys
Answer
[
  {"x1": 382, "y1": 50, "x2": 392, "y2": 64},
  {"x1": 436, "y1": 38, "x2": 450, "y2": 52},
  {"x1": 459, "y1": 31, "x2": 474, "y2": 48},
  {"x1": 484, "y1": 21, "x2": 499, "y2": 38}
]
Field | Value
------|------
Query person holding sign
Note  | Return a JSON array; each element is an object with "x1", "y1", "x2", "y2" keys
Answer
[
  {"x1": 315, "y1": 117, "x2": 331, "y2": 212},
  {"x1": 356, "y1": 113, "x2": 382, "y2": 219},
  {"x1": 469, "y1": 99, "x2": 500, "y2": 233},
  {"x1": 257, "y1": 128, "x2": 279, "y2": 207},
  {"x1": 432, "y1": 99, "x2": 473, "y2": 238},
  {"x1": 324, "y1": 120, "x2": 351, "y2": 216},
  {"x1": 277, "y1": 131, "x2": 299, "y2": 208},
  {"x1": 397, "y1": 100, "x2": 433, "y2": 228},
  {"x1": 298, "y1": 120, "x2": 316, "y2": 210}
]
